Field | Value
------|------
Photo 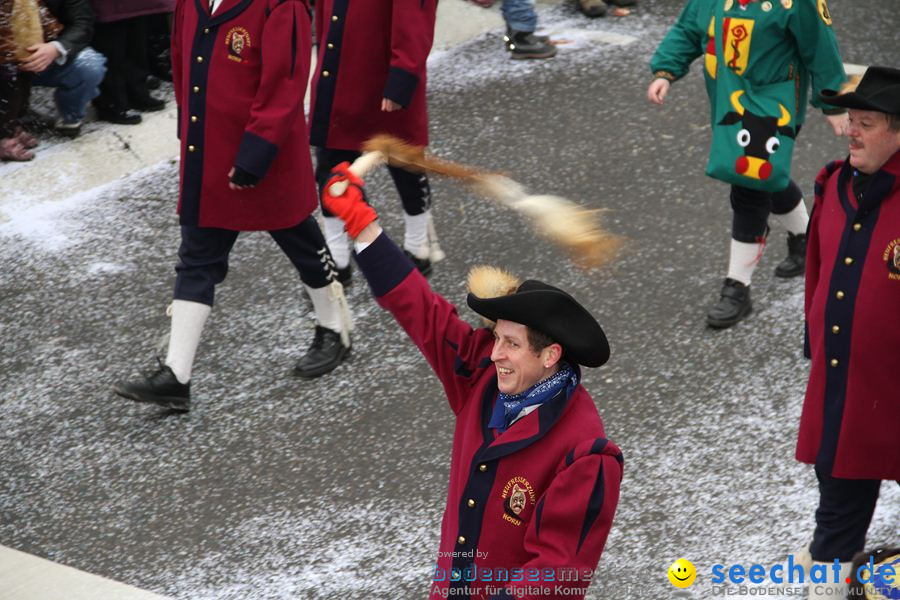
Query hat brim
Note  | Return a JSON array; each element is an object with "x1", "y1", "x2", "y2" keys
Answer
[
  {"x1": 819, "y1": 86, "x2": 900, "y2": 114},
  {"x1": 467, "y1": 286, "x2": 610, "y2": 368}
]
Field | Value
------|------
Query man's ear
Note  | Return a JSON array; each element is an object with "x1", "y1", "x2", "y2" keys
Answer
[{"x1": 542, "y1": 343, "x2": 563, "y2": 369}]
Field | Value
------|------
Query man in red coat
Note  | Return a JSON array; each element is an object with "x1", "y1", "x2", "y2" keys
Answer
[
  {"x1": 797, "y1": 66, "x2": 900, "y2": 600},
  {"x1": 322, "y1": 166, "x2": 623, "y2": 600},
  {"x1": 309, "y1": 0, "x2": 440, "y2": 282},
  {"x1": 114, "y1": 0, "x2": 352, "y2": 412}
]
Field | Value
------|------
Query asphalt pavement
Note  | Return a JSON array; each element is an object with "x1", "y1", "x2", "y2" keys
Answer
[{"x1": 1, "y1": 1, "x2": 898, "y2": 599}]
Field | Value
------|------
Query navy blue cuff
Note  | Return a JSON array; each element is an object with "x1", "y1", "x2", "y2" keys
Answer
[
  {"x1": 383, "y1": 66, "x2": 419, "y2": 108},
  {"x1": 234, "y1": 131, "x2": 278, "y2": 180},
  {"x1": 355, "y1": 231, "x2": 415, "y2": 298}
]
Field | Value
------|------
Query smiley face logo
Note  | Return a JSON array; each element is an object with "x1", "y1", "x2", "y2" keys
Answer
[{"x1": 668, "y1": 558, "x2": 697, "y2": 588}]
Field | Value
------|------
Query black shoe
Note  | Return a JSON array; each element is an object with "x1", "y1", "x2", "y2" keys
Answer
[
  {"x1": 504, "y1": 28, "x2": 549, "y2": 51},
  {"x1": 706, "y1": 278, "x2": 753, "y2": 329},
  {"x1": 404, "y1": 250, "x2": 433, "y2": 277},
  {"x1": 507, "y1": 30, "x2": 557, "y2": 59},
  {"x1": 577, "y1": 0, "x2": 608, "y2": 17},
  {"x1": 114, "y1": 359, "x2": 190, "y2": 411},
  {"x1": 335, "y1": 264, "x2": 352, "y2": 286},
  {"x1": 605, "y1": 0, "x2": 636, "y2": 6},
  {"x1": 774, "y1": 233, "x2": 806, "y2": 278},
  {"x1": 95, "y1": 106, "x2": 143, "y2": 125},
  {"x1": 129, "y1": 94, "x2": 166, "y2": 112},
  {"x1": 293, "y1": 326, "x2": 350, "y2": 378}
]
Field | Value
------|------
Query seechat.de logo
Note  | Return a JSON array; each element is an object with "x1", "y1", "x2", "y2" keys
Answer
[{"x1": 668, "y1": 558, "x2": 697, "y2": 588}]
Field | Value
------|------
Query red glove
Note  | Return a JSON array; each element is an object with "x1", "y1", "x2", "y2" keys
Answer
[{"x1": 322, "y1": 162, "x2": 378, "y2": 238}]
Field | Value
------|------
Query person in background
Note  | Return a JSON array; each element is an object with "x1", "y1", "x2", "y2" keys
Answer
[
  {"x1": 647, "y1": 0, "x2": 846, "y2": 329},
  {"x1": 89, "y1": 0, "x2": 173, "y2": 124},
  {"x1": 24, "y1": 0, "x2": 106, "y2": 137}
]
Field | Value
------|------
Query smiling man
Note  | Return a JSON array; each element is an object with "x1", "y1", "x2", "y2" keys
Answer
[
  {"x1": 322, "y1": 164, "x2": 623, "y2": 600},
  {"x1": 797, "y1": 66, "x2": 900, "y2": 600}
]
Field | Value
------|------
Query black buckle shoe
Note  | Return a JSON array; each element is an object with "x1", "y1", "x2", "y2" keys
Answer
[
  {"x1": 129, "y1": 94, "x2": 166, "y2": 112},
  {"x1": 706, "y1": 278, "x2": 753, "y2": 329},
  {"x1": 507, "y1": 30, "x2": 557, "y2": 59},
  {"x1": 114, "y1": 359, "x2": 190, "y2": 411},
  {"x1": 95, "y1": 106, "x2": 143, "y2": 125},
  {"x1": 774, "y1": 233, "x2": 806, "y2": 278},
  {"x1": 293, "y1": 326, "x2": 350, "y2": 379},
  {"x1": 404, "y1": 250, "x2": 433, "y2": 277}
]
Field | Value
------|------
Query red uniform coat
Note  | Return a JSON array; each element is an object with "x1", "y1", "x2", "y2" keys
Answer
[
  {"x1": 308, "y1": 0, "x2": 435, "y2": 150},
  {"x1": 356, "y1": 233, "x2": 623, "y2": 600},
  {"x1": 797, "y1": 151, "x2": 900, "y2": 480},
  {"x1": 171, "y1": 0, "x2": 317, "y2": 230}
]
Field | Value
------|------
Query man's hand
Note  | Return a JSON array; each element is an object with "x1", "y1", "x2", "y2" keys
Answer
[
  {"x1": 647, "y1": 78, "x2": 670, "y2": 106},
  {"x1": 20, "y1": 43, "x2": 62, "y2": 73},
  {"x1": 381, "y1": 98, "x2": 401, "y2": 112},
  {"x1": 824, "y1": 112, "x2": 849, "y2": 137},
  {"x1": 323, "y1": 162, "x2": 378, "y2": 239},
  {"x1": 228, "y1": 167, "x2": 258, "y2": 190}
]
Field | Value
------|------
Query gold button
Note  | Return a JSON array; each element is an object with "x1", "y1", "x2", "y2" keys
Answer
[
  {"x1": 322, "y1": 70, "x2": 330, "y2": 77},
  {"x1": 853, "y1": 223, "x2": 862, "y2": 232},
  {"x1": 831, "y1": 325, "x2": 840, "y2": 334},
  {"x1": 836, "y1": 291, "x2": 845, "y2": 300},
  {"x1": 457, "y1": 536, "x2": 466, "y2": 545},
  {"x1": 467, "y1": 499, "x2": 476, "y2": 508},
  {"x1": 844, "y1": 257, "x2": 854, "y2": 265},
  {"x1": 331, "y1": 14, "x2": 338, "y2": 21},
  {"x1": 190, "y1": 115, "x2": 198, "y2": 123},
  {"x1": 196, "y1": 56, "x2": 204, "y2": 63},
  {"x1": 478, "y1": 464, "x2": 487, "y2": 472},
  {"x1": 193, "y1": 86, "x2": 200, "y2": 93},
  {"x1": 830, "y1": 358, "x2": 839, "y2": 367},
  {"x1": 203, "y1": 28, "x2": 210, "y2": 34},
  {"x1": 327, "y1": 43, "x2": 334, "y2": 49},
  {"x1": 187, "y1": 145, "x2": 196, "y2": 152}
]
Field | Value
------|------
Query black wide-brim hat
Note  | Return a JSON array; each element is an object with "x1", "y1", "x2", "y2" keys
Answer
[
  {"x1": 819, "y1": 66, "x2": 900, "y2": 115},
  {"x1": 467, "y1": 280, "x2": 610, "y2": 368}
]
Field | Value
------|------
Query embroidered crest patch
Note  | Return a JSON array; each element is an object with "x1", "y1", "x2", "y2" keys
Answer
[
  {"x1": 501, "y1": 477, "x2": 536, "y2": 526},
  {"x1": 225, "y1": 26, "x2": 252, "y2": 62},
  {"x1": 884, "y1": 238, "x2": 900, "y2": 280}
]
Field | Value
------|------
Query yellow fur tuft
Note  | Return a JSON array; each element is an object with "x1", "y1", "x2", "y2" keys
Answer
[{"x1": 467, "y1": 266, "x2": 520, "y2": 327}]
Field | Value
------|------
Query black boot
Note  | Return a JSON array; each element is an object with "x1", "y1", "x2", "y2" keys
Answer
[
  {"x1": 507, "y1": 30, "x2": 557, "y2": 59},
  {"x1": 774, "y1": 233, "x2": 806, "y2": 278},
  {"x1": 114, "y1": 359, "x2": 191, "y2": 411},
  {"x1": 404, "y1": 249, "x2": 433, "y2": 277},
  {"x1": 504, "y1": 28, "x2": 550, "y2": 51},
  {"x1": 706, "y1": 278, "x2": 753, "y2": 329},
  {"x1": 294, "y1": 326, "x2": 350, "y2": 378}
]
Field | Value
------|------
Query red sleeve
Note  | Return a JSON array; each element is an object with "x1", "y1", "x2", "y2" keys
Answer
[
  {"x1": 382, "y1": 0, "x2": 436, "y2": 107},
  {"x1": 492, "y1": 439, "x2": 624, "y2": 600},
  {"x1": 358, "y1": 232, "x2": 494, "y2": 415},
  {"x1": 234, "y1": 0, "x2": 311, "y2": 179}
]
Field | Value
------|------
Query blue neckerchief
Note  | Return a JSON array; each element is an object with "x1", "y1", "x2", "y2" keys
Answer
[{"x1": 488, "y1": 363, "x2": 578, "y2": 433}]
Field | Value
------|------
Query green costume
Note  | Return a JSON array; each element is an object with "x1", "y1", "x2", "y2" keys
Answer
[{"x1": 650, "y1": 0, "x2": 846, "y2": 127}]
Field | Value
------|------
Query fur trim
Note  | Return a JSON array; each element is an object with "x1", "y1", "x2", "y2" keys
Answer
[
  {"x1": 840, "y1": 74, "x2": 862, "y2": 94},
  {"x1": 467, "y1": 266, "x2": 520, "y2": 326}
]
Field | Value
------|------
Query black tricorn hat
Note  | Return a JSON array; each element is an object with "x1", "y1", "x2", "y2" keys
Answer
[
  {"x1": 820, "y1": 66, "x2": 900, "y2": 115},
  {"x1": 467, "y1": 280, "x2": 610, "y2": 368}
]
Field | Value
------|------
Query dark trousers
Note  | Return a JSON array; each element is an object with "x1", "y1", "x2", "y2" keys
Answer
[
  {"x1": 91, "y1": 17, "x2": 152, "y2": 110},
  {"x1": 730, "y1": 180, "x2": 804, "y2": 243},
  {"x1": 174, "y1": 216, "x2": 336, "y2": 306},
  {"x1": 315, "y1": 147, "x2": 431, "y2": 218},
  {"x1": 0, "y1": 68, "x2": 31, "y2": 138},
  {"x1": 809, "y1": 468, "x2": 899, "y2": 562}
]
